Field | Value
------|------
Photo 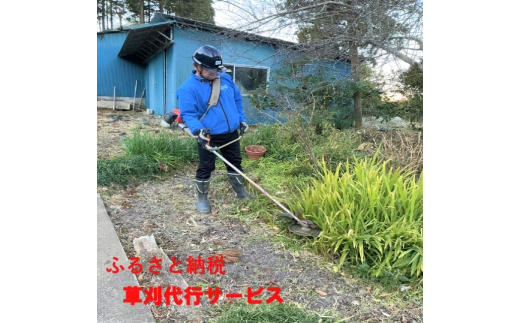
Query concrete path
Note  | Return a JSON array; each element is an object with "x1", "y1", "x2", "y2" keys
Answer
[{"x1": 97, "y1": 194, "x2": 155, "y2": 323}]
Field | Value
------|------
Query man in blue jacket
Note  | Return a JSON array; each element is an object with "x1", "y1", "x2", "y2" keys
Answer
[{"x1": 176, "y1": 45, "x2": 255, "y2": 213}]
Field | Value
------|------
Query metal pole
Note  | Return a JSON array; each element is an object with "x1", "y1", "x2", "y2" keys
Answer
[
  {"x1": 164, "y1": 49, "x2": 167, "y2": 115},
  {"x1": 112, "y1": 87, "x2": 116, "y2": 110}
]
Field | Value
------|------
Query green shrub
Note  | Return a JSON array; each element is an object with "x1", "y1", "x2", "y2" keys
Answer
[
  {"x1": 97, "y1": 155, "x2": 161, "y2": 186},
  {"x1": 121, "y1": 128, "x2": 198, "y2": 165},
  {"x1": 293, "y1": 154, "x2": 423, "y2": 279}
]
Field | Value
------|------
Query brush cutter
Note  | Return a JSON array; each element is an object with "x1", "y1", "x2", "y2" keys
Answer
[{"x1": 163, "y1": 111, "x2": 322, "y2": 237}]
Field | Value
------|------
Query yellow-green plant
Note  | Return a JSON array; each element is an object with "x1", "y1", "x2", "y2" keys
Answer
[{"x1": 293, "y1": 154, "x2": 423, "y2": 278}]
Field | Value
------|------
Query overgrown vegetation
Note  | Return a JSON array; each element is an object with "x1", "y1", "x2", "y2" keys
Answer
[
  {"x1": 97, "y1": 127, "x2": 199, "y2": 186},
  {"x1": 97, "y1": 155, "x2": 161, "y2": 186},
  {"x1": 361, "y1": 129, "x2": 423, "y2": 176},
  {"x1": 239, "y1": 125, "x2": 423, "y2": 284},
  {"x1": 293, "y1": 154, "x2": 423, "y2": 280},
  {"x1": 98, "y1": 119, "x2": 424, "y2": 285},
  {"x1": 122, "y1": 127, "x2": 199, "y2": 165}
]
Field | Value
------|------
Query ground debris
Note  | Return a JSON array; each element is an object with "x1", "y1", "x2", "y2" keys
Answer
[{"x1": 214, "y1": 248, "x2": 241, "y2": 264}]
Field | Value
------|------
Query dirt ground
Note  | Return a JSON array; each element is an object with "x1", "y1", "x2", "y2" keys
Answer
[{"x1": 97, "y1": 108, "x2": 423, "y2": 323}]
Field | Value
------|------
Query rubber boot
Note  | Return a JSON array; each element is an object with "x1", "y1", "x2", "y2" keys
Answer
[
  {"x1": 195, "y1": 178, "x2": 211, "y2": 213},
  {"x1": 228, "y1": 173, "x2": 256, "y2": 199}
]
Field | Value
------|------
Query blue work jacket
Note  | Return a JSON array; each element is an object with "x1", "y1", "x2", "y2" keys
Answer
[{"x1": 176, "y1": 70, "x2": 246, "y2": 135}]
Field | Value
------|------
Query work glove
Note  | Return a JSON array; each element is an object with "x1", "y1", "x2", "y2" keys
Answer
[
  {"x1": 197, "y1": 128, "x2": 210, "y2": 144},
  {"x1": 239, "y1": 122, "x2": 249, "y2": 136},
  {"x1": 197, "y1": 128, "x2": 218, "y2": 151}
]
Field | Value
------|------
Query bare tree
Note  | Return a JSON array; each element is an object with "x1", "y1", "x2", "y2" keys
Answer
[
  {"x1": 109, "y1": 0, "x2": 114, "y2": 29},
  {"x1": 101, "y1": 0, "x2": 106, "y2": 30},
  {"x1": 214, "y1": 0, "x2": 423, "y2": 128}
]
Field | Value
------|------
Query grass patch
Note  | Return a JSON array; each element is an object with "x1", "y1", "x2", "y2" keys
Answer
[
  {"x1": 121, "y1": 127, "x2": 198, "y2": 165},
  {"x1": 313, "y1": 127, "x2": 365, "y2": 169},
  {"x1": 97, "y1": 155, "x2": 161, "y2": 186},
  {"x1": 213, "y1": 301, "x2": 336, "y2": 323},
  {"x1": 242, "y1": 155, "x2": 314, "y2": 192}
]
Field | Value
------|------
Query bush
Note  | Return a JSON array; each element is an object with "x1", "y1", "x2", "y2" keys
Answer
[
  {"x1": 293, "y1": 155, "x2": 423, "y2": 279},
  {"x1": 97, "y1": 155, "x2": 161, "y2": 186},
  {"x1": 121, "y1": 128, "x2": 198, "y2": 165}
]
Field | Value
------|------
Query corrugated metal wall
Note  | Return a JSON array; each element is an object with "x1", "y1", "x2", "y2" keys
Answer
[{"x1": 97, "y1": 33, "x2": 146, "y2": 97}]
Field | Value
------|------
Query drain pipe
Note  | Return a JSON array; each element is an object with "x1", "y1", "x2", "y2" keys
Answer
[
  {"x1": 162, "y1": 26, "x2": 174, "y2": 115},
  {"x1": 164, "y1": 49, "x2": 167, "y2": 115}
]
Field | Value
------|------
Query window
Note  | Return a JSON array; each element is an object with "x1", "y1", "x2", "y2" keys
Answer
[{"x1": 223, "y1": 64, "x2": 269, "y2": 95}]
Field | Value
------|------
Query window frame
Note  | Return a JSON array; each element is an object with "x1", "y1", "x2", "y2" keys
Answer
[{"x1": 223, "y1": 63, "x2": 270, "y2": 97}]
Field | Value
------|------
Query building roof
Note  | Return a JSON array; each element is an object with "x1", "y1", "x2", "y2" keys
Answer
[{"x1": 98, "y1": 14, "x2": 298, "y2": 65}]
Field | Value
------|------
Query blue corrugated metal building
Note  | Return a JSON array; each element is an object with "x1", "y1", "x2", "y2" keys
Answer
[{"x1": 97, "y1": 14, "x2": 351, "y2": 124}]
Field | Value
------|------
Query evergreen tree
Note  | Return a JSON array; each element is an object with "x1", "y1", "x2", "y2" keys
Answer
[{"x1": 125, "y1": 0, "x2": 215, "y2": 24}]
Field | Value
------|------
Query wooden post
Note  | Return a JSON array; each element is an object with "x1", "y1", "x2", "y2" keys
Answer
[
  {"x1": 132, "y1": 80, "x2": 138, "y2": 111},
  {"x1": 112, "y1": 87, "x2": 116, "y2": 110}
]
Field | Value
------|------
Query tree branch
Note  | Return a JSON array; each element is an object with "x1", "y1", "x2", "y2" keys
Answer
[
  {"x1": 388, "y1": 36, "x2": 423, "y2": 50},
  {"x1": 368, "y1": 40, "x2": 422, "y2": 69}
]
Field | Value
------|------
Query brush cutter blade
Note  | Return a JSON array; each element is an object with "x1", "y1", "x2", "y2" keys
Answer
[
  {"x1": 276, "y1": 213, "x2": 296, "y2": 223},
  {"x1": 276, "y1": 213, "x2": 322, "y2": 237},
  {"x1": 288, "y1": 224, "x2": 322, "y2": 237}
]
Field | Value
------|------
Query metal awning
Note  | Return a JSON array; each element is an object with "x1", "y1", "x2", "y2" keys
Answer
[
  {"x1": 117, "y1": 21, "x2": 174, "y2": 65},
  {"x1": 116, "y1": 13, "x2": 300, "y2": 65}
]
